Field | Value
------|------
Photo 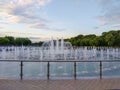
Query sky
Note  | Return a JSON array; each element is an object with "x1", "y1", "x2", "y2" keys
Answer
[{"x1": 0, "y1": 0, "x2": 120, "y2": 41}]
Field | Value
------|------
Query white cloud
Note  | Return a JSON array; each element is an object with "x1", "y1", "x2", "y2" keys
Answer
[
  {"x1": 0, "y1": 0, "x2": 51, "y2": 28},
  {"x1": 0, "y1": 27, "x2": 3, "y2": 29},
  {"x1": 96, "y1": 0, "x2": 120, "y2": 26}
]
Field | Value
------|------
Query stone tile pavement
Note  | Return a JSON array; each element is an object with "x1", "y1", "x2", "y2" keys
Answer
[{"x1": 0, "y1": 79, "x2": 120, "y2": 90}]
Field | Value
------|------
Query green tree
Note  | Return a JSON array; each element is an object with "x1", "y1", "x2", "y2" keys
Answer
[
  {"x1": 15, "y1": 38, "x2": 31, "y2": 46},
  {"x1": 105, "y1": 33, "x2": 115, "y2": 46},
  {"x1": 5, "y1": 36, "x2": 15, "y2": 45},
  {"x1": 0, "y1": 37, "x2": 10, "y2": 45}
]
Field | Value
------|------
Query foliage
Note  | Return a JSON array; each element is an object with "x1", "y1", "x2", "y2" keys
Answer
[
  {"x1": 0, "y1": 37, "x2": 9, "y2": 45},
  {"x1": 14, "y1": 38, "x2": 31, "y2": 46},
  {"x1": 5, "y1": 36, "x2": 15, "y2": 45},
  {"x1": 66, "y1": 30, "x2": 120, "y2": 47},
  {"x1": 0, "y1": 36, "x2": 32, "y2": 46},
  {"x1": 0, "y1": 30, "x2": 120, "y2": 47}
]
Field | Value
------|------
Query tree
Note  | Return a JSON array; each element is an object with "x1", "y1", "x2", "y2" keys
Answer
[
  {"x1": 66, "y1": 30, "x2": 120, "y2": 47},
  {"x1": 0, "y1": 37, "x2": 10, "y2": 45},
  {"x1": 104, "y1": 33, "x2": 115, "y2": 46},
  {"x1": 15, "y1": 38, "x2": 31, "y2": 46},
  {"x1": 5, "y1": 36, "x2": 15, "y2": 45}
]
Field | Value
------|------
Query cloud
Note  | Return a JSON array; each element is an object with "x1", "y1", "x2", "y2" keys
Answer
[
  {"x1": 96, "y1": 0, "x2": 120, "y2": 26},
  {"x1": 97, "y1": 15, "x2": 120, "y2": 26},
  {"x1": 30, "y1": 23, "x2": 65, "y2": 31},
  {"x1": 112, "y1": 24, "x2": 120, "y2": 28},
  {"x1": 0, "y1": 31, "x2": 44, "y2": 38},
  {"x1": 93, "y1": 26, "x2": 99, "y2": 29},
  {"x1": 49, "y1": 28, "x2": 65, "y2": 31},
  {"x1": 0, "y1": 27, "x2": 3, "y2": 29},
  {"x1": 0, "y1": 0, "x2": 51, "y2": 28},
  {"x1": 30, "y1": 23, "x2": 49, "y2": 29},
  {"x1": 0, "y1": 0, "x2": 68, "y2": 32}
]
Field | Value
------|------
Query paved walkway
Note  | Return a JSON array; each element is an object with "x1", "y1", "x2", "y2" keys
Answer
[{"x1": 0, "y1": 79, "x2": 120, "y2": 90}]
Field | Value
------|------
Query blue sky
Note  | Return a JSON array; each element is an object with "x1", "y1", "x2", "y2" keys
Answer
[{"x1": 0, "y1": 0, "x2": 120, "y2": 41}]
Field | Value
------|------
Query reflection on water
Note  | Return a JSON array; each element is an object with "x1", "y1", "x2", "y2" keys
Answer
[
  {"x1": 0, "y1": 61, "x2": 120, "y2": 79},
  {"x1": 0, "y1": 46, "x2": 120, "y2": 79}
]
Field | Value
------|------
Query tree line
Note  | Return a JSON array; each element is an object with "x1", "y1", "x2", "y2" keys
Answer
[
  {"x1": 65, "y1": 30, "x2": 120, "y2": 47},
  {"x1": 0, "y1": 30, "x2": 120, "y2": 46},
  {"x1": 0, "y1": 36, "x2": 43, "y2": 46}
]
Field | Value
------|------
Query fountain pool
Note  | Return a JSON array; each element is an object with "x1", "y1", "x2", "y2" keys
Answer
[{"x1": 0, "y1": 38, "x2": 120, "y2": 79}]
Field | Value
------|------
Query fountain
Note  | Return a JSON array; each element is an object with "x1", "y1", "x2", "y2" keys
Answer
[
  {"x1": 0, "y1": 38, "x2": 120, "y2": 79},
  {"x1": 41, "y1": 38, "x2": 73, "y2": 60},
  {"x1": 0, "y1": 38, "x2": 120, "y2": 61}
]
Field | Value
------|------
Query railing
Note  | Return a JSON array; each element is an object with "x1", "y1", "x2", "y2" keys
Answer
[{"x1": 0, "y1": 60, "x2": 120, "y2": 80}]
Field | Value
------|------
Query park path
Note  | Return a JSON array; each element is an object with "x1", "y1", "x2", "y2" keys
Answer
[{"x1": 0, "y1": 79, "x2": 120, "y2": 90}]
